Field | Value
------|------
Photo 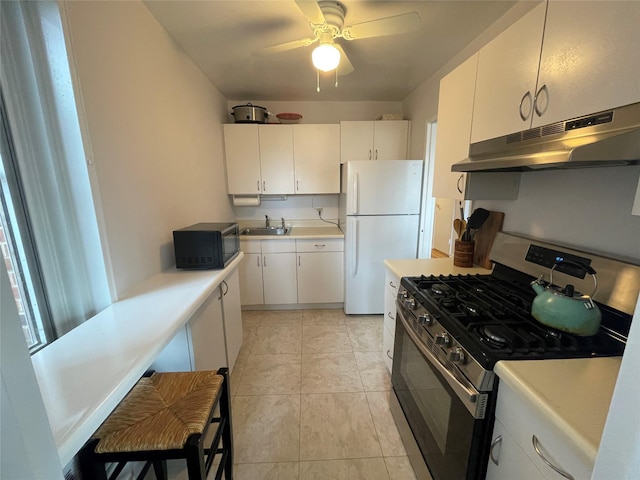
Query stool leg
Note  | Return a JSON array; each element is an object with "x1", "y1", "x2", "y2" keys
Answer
[
  {"x1": 152, "y1": 459, "x2": 168, "y2": 480},
  {"x1": 185, "y1": 434, "x2": 206, "y2": 480},
  {"x1": 78, "y1": 439, "x2": 108, "y2": 480},
  {"x1": 219, "y1": 368, "x2": 234, "y2": 479}
]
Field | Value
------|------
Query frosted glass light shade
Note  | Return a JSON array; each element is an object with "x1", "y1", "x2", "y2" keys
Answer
[{"x1": 312, "y1": 43, "x2": 340, "y2": 72}]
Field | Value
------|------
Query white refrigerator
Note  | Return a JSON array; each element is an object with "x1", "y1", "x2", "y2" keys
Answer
[{"x1": 339, "y1": 160, "x2": 424, "y2": 314}]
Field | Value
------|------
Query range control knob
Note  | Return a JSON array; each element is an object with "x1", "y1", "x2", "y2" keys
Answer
[
  {"x1": 435, "y1": 332, "x2": 451, "y2": 348},
  {"x1": 418, "y1": 313, "x2": 434, "y2": 326},
  {"x1": 403, "y1": 297, "x2": 416, "y2": 310},
  {"x1": 448, "y1": 347, "x2": 466, "y2": 365}
]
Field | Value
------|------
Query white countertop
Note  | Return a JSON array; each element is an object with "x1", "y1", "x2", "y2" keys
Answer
[
  {"x1": 31, "y1": 253, "x2": 243, "y2": 467},
  {"x1": 239, "y1": 225, "x2": 343, "y2": 240},
  {"x1": 495, "y1": 357, "x2": 622, "y2": 465},
  {"x1": 384, "y1": 257, "x2": 492, "y2": 278}
]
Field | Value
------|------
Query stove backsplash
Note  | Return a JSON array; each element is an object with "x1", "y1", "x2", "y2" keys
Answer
[{"x1": 475, "y1": 165, "x2": 640, "y2": 263}]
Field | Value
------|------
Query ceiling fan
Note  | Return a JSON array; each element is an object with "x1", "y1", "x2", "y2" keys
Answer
[{"x1": 255, "y1": 0, "x2": 421, "y2": 79}]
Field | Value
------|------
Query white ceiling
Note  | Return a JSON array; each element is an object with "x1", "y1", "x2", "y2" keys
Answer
[{"x1": 143, "y1": 0, "x2": 519, "y2": 102}]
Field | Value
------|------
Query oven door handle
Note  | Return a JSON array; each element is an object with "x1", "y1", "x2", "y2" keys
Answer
[{"x1": 397, "y1": 306, "x2": 487, "y2": 419}]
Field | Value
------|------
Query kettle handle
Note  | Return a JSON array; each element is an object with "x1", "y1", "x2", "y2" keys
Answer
[{"x1": 550, "y1": 260, "x2": 598, "y2": 296}]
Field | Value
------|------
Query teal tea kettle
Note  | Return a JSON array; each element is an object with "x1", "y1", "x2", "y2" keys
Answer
[{"x1": 530, "y1": 260, "x2": 601, "y2": 336}]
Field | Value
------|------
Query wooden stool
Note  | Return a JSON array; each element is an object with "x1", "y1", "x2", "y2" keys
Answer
[{"x1": 79, "y1": 368, "x2": 233, "y2": 480}]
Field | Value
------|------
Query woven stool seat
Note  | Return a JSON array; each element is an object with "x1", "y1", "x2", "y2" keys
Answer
[
  {"x1": 79, "y1": 368, "x2": 233, "y2": 480},
  {"x1": 93, "y1": 371, "x2": 223, "y2": 453}
]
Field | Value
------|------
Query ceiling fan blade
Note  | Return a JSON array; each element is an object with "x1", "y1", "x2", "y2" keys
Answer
[
  {"x1": 294, "y1": 0, "x2": 326, "y2": 25},
  {"x1": 342, "y1": 12, "x2": 420, "y2": 40},
  {"x1": 254, "y1": 37, "x2": 318, "y2": 56},
  {"x1": 335, "y1": 44, "x2": 354, "y2": 76}
]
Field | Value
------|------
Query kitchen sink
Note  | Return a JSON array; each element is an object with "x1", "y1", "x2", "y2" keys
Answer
[{"x1": 240, "y1": 227, "x2": 290, "y2": 236}]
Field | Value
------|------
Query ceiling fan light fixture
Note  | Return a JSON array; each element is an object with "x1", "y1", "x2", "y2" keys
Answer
[{"x1": 312, "y1": 43, "x2": 340, "y2": 72}]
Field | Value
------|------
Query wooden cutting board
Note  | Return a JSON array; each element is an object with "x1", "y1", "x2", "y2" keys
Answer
[{"x1": 473, "y1": 211, "x2": 505, "y2": 269}]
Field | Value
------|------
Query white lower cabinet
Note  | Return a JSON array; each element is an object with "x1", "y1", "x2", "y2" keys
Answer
[
  {"x1": 486, "y1": 418, "x2": 546, "y2": 480},
  {"x1": 296, "y1": 239, "x2": 343, "y2": 304},
  {"x1": 382, "y1": 267, "x2": 400, "y2": 373},
  {"x1": 487, "y1": 380, "x2": 592, "y2": 480},
  {"x1": 220, "y1": 269, "x2": 243, "y2": 372},
  {"x1": 188, "y1": 289, "x2": 228, "y2": 371},
  {"x1": 263, "y1": 252, "x2": 298, "y2": 304},
  {"x1": 239, "y1": 237, "x2": 344, "y2": 306}
]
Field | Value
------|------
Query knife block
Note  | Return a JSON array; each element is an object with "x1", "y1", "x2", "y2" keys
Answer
[{"x1": 453, "y1": 240, "x2": 475, "y2": 268}]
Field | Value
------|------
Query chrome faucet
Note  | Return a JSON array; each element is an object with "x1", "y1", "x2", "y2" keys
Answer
[
  {"x1": 265, "y1": 215, "x2": 270, "y2": 228},
  {"x1": 281, "y1": 217, "x2": 285, "y2": 229}
]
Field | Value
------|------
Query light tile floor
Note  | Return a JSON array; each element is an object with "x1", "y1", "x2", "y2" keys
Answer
[{"x1": 229, "y1": 309, "x2": 418, "y2": 480}]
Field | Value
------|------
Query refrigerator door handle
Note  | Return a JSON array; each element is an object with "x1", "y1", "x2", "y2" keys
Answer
[
  {"x1": 352, "y1": 173, "x2": 359, "y2": 214},
  {"x1": 352, "y1": 219, "x2": 359, "y2": 275}
]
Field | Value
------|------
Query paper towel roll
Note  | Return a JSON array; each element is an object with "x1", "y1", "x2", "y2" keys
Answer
[{"x1": 232, "y1": 195, "x2": 261, "y2": 207}]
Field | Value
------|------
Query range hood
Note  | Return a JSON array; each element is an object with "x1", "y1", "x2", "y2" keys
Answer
[{"x1": 452, "y1": 102, "x2": 640, "y2": 172}]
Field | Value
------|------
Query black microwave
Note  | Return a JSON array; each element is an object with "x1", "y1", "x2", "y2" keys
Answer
[{"x1": 173, "y1": 222, "x2": 240, "y2": 270}]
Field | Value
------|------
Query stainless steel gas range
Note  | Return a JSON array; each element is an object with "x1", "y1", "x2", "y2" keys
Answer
[{"x1": 390, "y1": 232, "x2": 639, "y2": 480}]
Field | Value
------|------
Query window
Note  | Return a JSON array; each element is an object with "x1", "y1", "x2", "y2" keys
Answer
[{"x1": 0, "y1": 1, "x2": 111, "y2": 352}]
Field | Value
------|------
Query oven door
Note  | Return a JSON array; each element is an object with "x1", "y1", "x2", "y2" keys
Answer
[{"x1": 392, "y1": 305, "x2": 494, "y2": 480}]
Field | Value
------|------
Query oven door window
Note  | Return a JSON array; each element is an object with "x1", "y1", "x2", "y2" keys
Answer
[{"x1": 392, "y1": 320, "x2": 486, "y2": 480}]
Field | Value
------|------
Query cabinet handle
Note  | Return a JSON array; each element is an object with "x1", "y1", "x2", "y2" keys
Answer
[
  {"x1": 532, "y1": 435, "x2": 575, "y2": 480},
  {"x1": 389, "y1": 281, "x2": 397, "y2": 290},
  {"x1": 257, "y1": 256, "x2": 260, "y2": 267},
  {"x1": 221, "y1": 280, "x2": 228, "y2": 296},
  {"x1": 534, "y1": 84, "x2": 548, "y2": 117},
  {"x1": 489, "y1": 435, "x2": 502, "y2": 466},
  {"x1": 263, "y1": 256, "x2": 267, "y2": 267},
  {"x1": 368, "y1": 149, "x2": 372, "y2": 160},
  {"x1": 519, "y1": 91, "x2": 532, "y2": 121},
  {"x1": 296, "y1": 180, "x2": 299, "y2": 191},
  {"x1": 375, "y1": 149, "x2": 379, "y2": 160},
  {"x1": 298, "y1": 255, "x2": 301, "y2": 266},
  {"x1": 263, "y1": 180, "x2": 266, "y2": 192},
  {"x1": 386, "y1": 349, "x2": 393, "y2": 359},
  {"x1": 456, "y1": 174, "x2": 464, "y2": 194},
  {"x1": 257, "y1": 180, "x2": 260, "y2": 192},
  {"x1": 314, "y1": 244, "x2": 326, "y2": 249},
  {"x1": 387, "y1": 312, "x2": 395, "y2": 320}
]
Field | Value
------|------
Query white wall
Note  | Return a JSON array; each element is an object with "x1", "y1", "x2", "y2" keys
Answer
[
  {"x1": 63, "y1": 0, "x2": 234, "y2": 298},
  {"x1": 227, "y1": 100, "x2": 403, "y2": 124},
  {"x1": 234, "y1": 195, "x2": 339, "y2": 225},
  {"x1": 476, "y1": 167, "x2": 640, "y2": 262}
]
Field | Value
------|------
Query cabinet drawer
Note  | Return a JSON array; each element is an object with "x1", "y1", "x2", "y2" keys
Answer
[
  {"x1": 385, "y1": 269, "x2": 401, "y2": 296},
  {"x1": 240, "y1": 239, "x2": 261, "y2": 254},
  {"x1": 261, "y1": 239, "x2": 296, "y2": 253},
  {"x1": 496, "y1": 382, "x2": 592, "y2": 480},
  {"x1": 296, "y1": 238, "x2": 344, "y2": 252}
]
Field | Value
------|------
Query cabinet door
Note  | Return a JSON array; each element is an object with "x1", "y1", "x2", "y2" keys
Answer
[
  {"x1": 223, "y1": 124, "x2": 261, "y2": 194},
  {"x1": 433, "y1": 54, "x2": 478, "y2": 199},
  {"x1": 383, "y1": 325, "x2": 394, "y2": 374},
  {"x1": 258, "y1": 125, "x2": 295, "y2": 194},
  {"x1": 188, "y1": 291, "x2": 228, "y2": 371},
  {"x1": 340, "y1": 121, "x2": 374, "y2": 162},
  {"x1": 297, "y1": 251, "x2": 344, "y2": 303},
  {"x1": 373, "y1": 121, "x2": 408, "y2": 160},
  {"x1": 238, "y1": 253, "x2": 264, "y2": 305},
  {"x1": 221, "y1": 269, "x2": 243, "y2": 373},
  {"x1": 470, "y1": 3, "x2": 546, "y2": 143},
  {"x1": 263, "y1": 253, "x2": 297, "y2": 305},
  {"x1": 532, "y1": 1, "x2": 640, "y2": 128},
  {"x1": 486, "y1": 419, "x2": 545, "y2": 480},
  {"x1": 293, "y1": 124, "x2": 340, "y2": 194}
]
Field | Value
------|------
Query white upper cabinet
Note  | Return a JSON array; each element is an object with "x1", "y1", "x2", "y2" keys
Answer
[
  {"x1": 259, "y1": 125, "x2": 295, "y2": 194},
  {"x1": 471, "y1": 1, "x2": 640, "y2": 143},
  {"x1": 433, "y1": 53, "x2": 479, "y2": 200},
  {"x1": 223, "y1": 124, "x2": 294, "y2": 195},
  {"x1": 340, "y1": 120, "x2": 409, "y2": 162},
  {"x1": 532, "y1": 1, "x2": 640, "y2": 128},
  {"x1": 293, "y1": 124, "x2": 340, "y2": 194},
  {"x1": 470, "y1": 2, "x2": 546, "y2": 143},
  {"x1": 223, "y1": 124, "x2": 262, "y2": 194}
]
